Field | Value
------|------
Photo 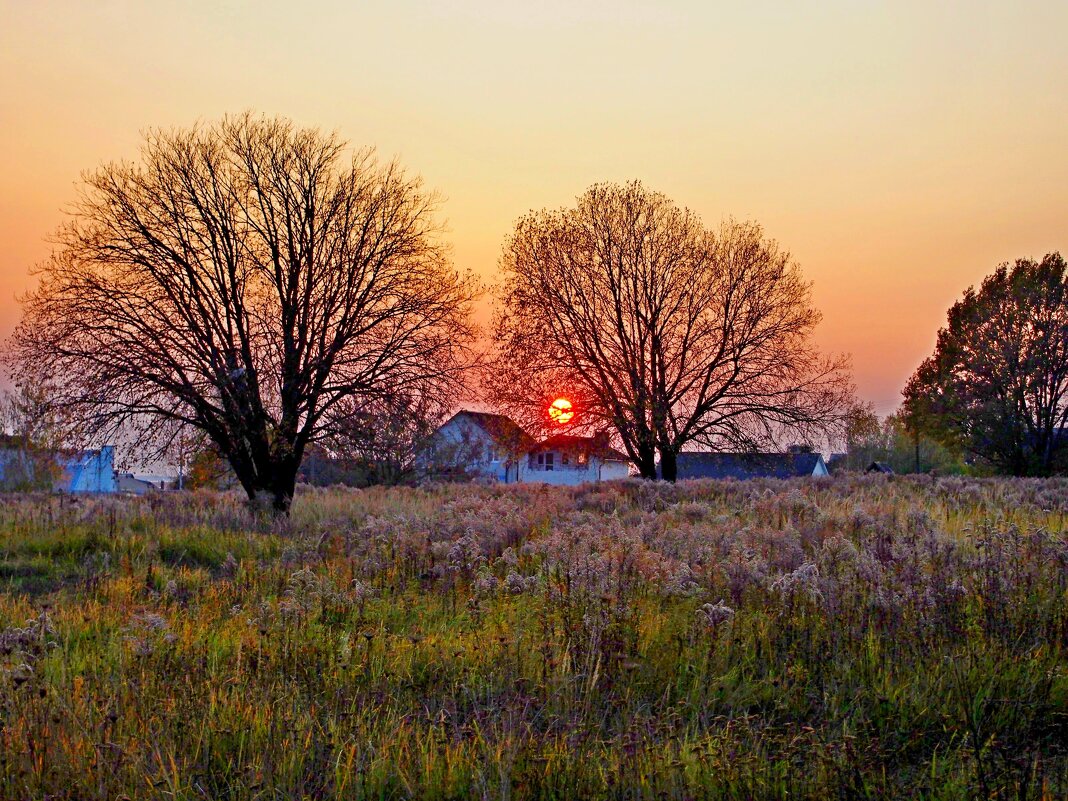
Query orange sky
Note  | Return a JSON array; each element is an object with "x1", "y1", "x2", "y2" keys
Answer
[{"x1": 2, "y1": 0, "x2": 1066, "y2": 415}]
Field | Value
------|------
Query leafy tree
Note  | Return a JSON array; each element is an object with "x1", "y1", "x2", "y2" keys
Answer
[
  {"x1": 488, "y1": 181, "x2": 853, "y2": 480},
  {"x1": 903, "y1": 254, "x2": 1068, "y2": 476},
  {"x1": 8, "y1": 114, "x2": 477, "y2": 512}
]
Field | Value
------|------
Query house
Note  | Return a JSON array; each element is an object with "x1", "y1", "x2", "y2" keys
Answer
[
  {"x1": 419, "y1": 410, "x2": 536, "y2": 482},
  {"x1": 0, "y1": 442, "x2": 116, "y2": 493},
  {"x1": 866, "y1": 461, "x2": 894, "y2": 474},
  {"x1": 523, "y1": 433, "x2": 631, "y2": 486},
  {"x1": 668, "y1": 451, "x2": 829, "y2": 480},
  {"x1": 420, "y1": 411, "x2": 631, "y2": 485}
]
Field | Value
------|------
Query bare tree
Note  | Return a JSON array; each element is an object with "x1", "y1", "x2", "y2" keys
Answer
[
  {"x1": 9, "y1": 113, "x2": 478, "y2": 512},
  {"x1": 309, "y1": 383, "x2": 452, "y2": 486},
  {"x1": 488, "y1": 182, "x2": 852, "y2": 480}
]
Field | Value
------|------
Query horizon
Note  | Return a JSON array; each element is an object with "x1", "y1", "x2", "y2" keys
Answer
[{"x1": 2, "y1": 0, "x2": 1066, "y2": 417}]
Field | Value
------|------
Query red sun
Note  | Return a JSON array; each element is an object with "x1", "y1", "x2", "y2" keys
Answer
[{"x1": 548, "y1": 397, "x2": 574, "y2": 425}]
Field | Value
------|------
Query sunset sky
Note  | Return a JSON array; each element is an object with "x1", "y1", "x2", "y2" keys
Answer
[{"x1": 2, "y1": 0, "x2": 1065, "y2": 416}]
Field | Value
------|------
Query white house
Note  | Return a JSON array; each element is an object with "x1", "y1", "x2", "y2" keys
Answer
[
  {"x1": 521, "y1": 433, "x2": 631, "y2": 485},
  {"x1": 420, "y1": 411, "x2": 631, "y2": 485},
  {"x1": 419, "y1": 410, "x2": 536, "y2": 482}
]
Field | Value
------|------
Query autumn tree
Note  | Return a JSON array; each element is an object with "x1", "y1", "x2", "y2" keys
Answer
[
  {"x1": 488, "y1": 182, "x2": 852, "y2": 480},
  {"x1": 9, "y1": 114, "x2": 477, "y2": 512},
  {"x1": 903, "y1": 253, "x2": 1068, "y2": 476}
]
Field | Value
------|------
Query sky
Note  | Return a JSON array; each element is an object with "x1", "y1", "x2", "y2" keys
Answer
[{"x1": 1, "y1": 0, "x2": 1066, "y2": 416}]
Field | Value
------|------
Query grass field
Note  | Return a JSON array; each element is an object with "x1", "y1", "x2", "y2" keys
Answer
[{"x1": 1, "y1": 476, "x2": 1066, "y2": 799}]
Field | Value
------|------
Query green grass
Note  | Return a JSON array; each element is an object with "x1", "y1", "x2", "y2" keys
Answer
[{"x1": 0, "y1": 477, "x2": 1066, "y2": 799}]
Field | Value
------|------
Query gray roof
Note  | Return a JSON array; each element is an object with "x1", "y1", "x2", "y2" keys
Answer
[
  {"x1": 671, "y1": 452, "x2": 826, "y2": 480},
  {"x1": 450, "y1": 410, "x2": 537, "y2": 451}
]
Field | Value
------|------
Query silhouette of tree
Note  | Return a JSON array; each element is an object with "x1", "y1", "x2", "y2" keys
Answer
[
  {"x1": 903, "y1": 253, "x2": 1068, "y2": 476},
  {"x1": 9, "y1": 114, "x2": 477, "y2": 512},
  {"x1": 487, "y1": 182, "x2": 851, "y2": 480}
]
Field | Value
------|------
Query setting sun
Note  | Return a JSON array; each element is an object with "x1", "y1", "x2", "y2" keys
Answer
[{"x1": 548, "y1": 397, "x2": 574, "y2": 425}]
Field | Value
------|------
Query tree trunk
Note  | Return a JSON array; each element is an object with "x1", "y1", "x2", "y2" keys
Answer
[
  {"x1": 231, "y1": 454, "x2": 300, "y2": 516},
  {"x1": 269, "y1": 467, "x2": 298, "y2": 514},
  {"x1": 633, "y1": 444, "x2": 657, "y2": 479},
  {"x1": 659, "y1": 448, "x2": 678, "y2": 482}
]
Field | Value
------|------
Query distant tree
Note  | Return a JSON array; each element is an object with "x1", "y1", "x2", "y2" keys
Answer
[
  {"x1": 903, "y1": 254, "x2": 1068, "y2": 476},
  {"x1": 488, "y1": 182, "x2": 853, "y2": 480},
  {"x1": 0, "y1": 381, "x2": 66, "y2": 491},
  {"x1": 8, "y1": 114, "x2": 478, "y2": 512},
  {"x1": 839, "y1": 402, "x2": 965, "y2": 474},
  {"x1": 185, "y1": 442, "x2": 237, "y2": 491},
  {"x1": 304, "y1": 387, "x2": 449, "y2": 486}
]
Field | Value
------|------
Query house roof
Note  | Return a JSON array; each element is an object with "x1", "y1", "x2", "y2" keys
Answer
[
  {"x1": 452, "y1": 410, "x2": 537, "y2": 452},
  {"x1": 535, "y1": 434, "x2": 630, "y2": 463},
  {"x1": 866, "y1": 461, "x2": 894, "y2": 474},
  {"x1": 672, "y1": 452, "x2": 826, "y2": 480}
]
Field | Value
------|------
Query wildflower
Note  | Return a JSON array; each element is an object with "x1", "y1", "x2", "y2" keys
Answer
[
  {"x1": 473, "y1": 569, "x2": 499, "y2": 597},
  {"x1": 220, "y1": 552, "x2": 239, "y2": 578},
  {"x1": 697, "y1": 601, "x2": 735, "y2": 630},
  {"x1": 769, "y1": 562, "x2": 824, "y2": 603},
  {"x1": 504, "y1": 571, "x2": 538, "y2": 595}
]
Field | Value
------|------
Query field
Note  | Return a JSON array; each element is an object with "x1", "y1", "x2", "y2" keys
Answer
[{"x1": 1, "y1": 477, "x2": 1067, "y2": 800}]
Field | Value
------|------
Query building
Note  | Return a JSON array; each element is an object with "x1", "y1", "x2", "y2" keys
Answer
[
  {"x1": 668, "y1": 451, "x2": 829, "y2": 480},
  {"x1": 420, "y1": 411, "x2": 631, "y2": 485},
  {"x1": 58, "y1": 446, "x2": 117, "y2": 493},
  {"x1": 419, "y1": 410, "x2": 536, "y2": 482},
  {"x1": 523, "y1": 433, "x2": 631, "y2": 486},
  {"x1": 866, "y1": 461, "x2": 895, "y2": 474},
  {"x1": 115, "y1": 472, "x2": 165, "y2": 495}
]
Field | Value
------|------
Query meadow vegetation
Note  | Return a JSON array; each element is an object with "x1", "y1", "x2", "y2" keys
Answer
[{"x1": 1, "y1": 477, "x2": 1066, "y2": 799}]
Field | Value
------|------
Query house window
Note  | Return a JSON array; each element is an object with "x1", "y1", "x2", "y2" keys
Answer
[
  {"x1": 578, "y1": 452, "x2": 588, "y2": 466},
  {"x1": 537, "y1": 453, "x2": 544, "y2": 465},
  {"x1": 545, "y1": 452, "x2": 554, "y2": 471}
]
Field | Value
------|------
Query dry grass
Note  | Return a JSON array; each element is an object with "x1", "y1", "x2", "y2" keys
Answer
[{"x1": 1, "y1": 475, "x2": 1066, "y2": 799}]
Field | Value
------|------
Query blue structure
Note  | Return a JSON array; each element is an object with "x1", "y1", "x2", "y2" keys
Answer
[{"x1": 58, "y1": 445, "x2": 116, "y2": 493}]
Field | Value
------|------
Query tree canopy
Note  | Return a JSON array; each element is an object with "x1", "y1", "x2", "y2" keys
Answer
[
  {"x1": 903, "y1": 253, "x2": 1068, "y2": 476},
  {"x1": 9, "y1": 114, "x2": 477, "y2": 511},
  {"x1": 487, "y1": 181, "x2": 852, "y2": 480}
]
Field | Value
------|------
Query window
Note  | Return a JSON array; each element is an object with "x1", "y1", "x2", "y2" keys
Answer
[
  {"x1": 578, "y1": 452, "x2": 588, "y2": 466},
  {"x1": 545, "y1": 452, "x2": 554, "y2": 471},
  {"x1": 537, "y1": 453, "x2": 544, "y2": 465}
]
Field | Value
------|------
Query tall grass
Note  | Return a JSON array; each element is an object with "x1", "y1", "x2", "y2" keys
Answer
[{"x1": 1, "y1": 476, "x2": 1066, "y2": 799}]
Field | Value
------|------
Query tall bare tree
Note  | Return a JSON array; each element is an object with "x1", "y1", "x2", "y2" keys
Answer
[
  {"x1": 9, "y1": 114, "x2": 477, "y2": 512},
  {"x1": 488, "y1": 182, "x2": 851, "y2": 480}
]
